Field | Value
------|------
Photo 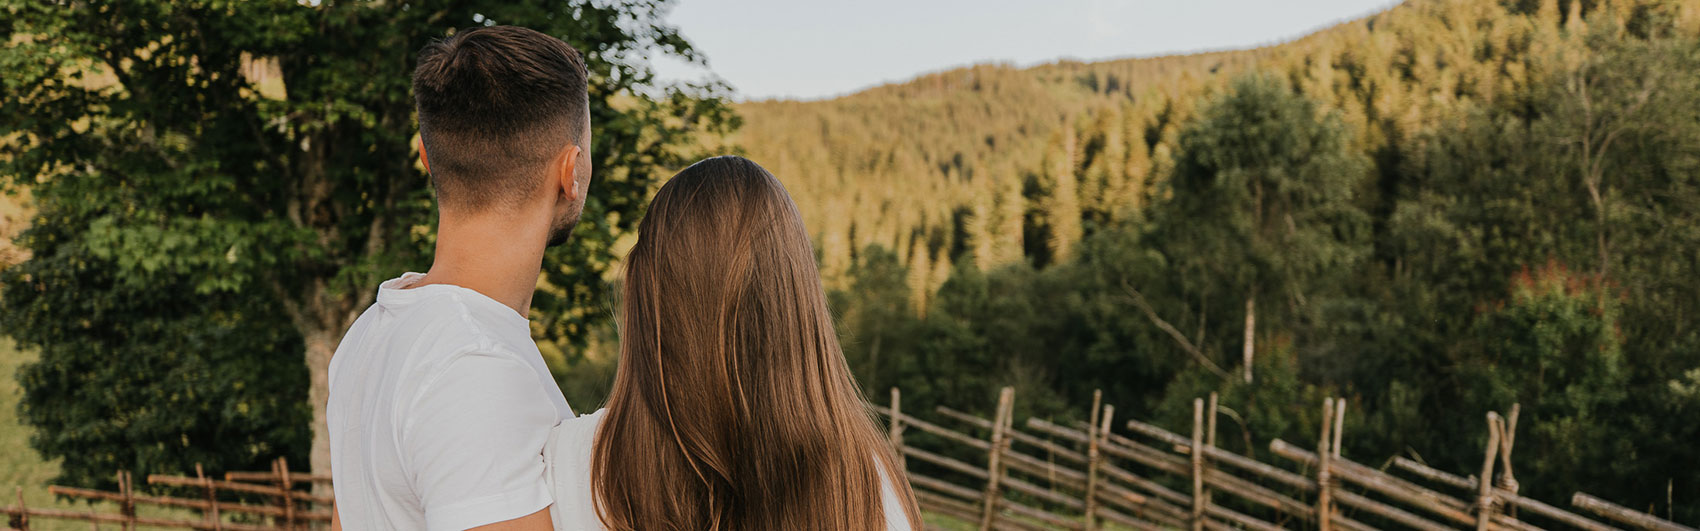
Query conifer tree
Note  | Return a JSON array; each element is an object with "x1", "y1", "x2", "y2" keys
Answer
[{"x1": 1046, "y1": 126, "x2": 1083, "y2": 261}]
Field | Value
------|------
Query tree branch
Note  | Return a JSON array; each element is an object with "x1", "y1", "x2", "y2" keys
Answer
[{"x1": 1122, "y1": 280, "x2": 1233, "y2": 381}]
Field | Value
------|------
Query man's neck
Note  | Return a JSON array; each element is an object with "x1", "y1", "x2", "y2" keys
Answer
[{"x1": 414, "y1": 211, "x2": 548, "y2": 318}]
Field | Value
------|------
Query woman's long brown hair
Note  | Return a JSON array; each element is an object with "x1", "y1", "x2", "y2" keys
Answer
[{"x1": 591, "y1": 156, "x2": 923, "y2": 530}]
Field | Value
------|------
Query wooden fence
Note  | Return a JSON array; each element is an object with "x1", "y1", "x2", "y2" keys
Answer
[
  {"x1": 5, "y1": 458, "x2": 331, "y2": 530},
  {"x1": 881, "y1": 387, "x2": 1696, "y2": 531},
  {"x1": 7, "y1": 390, "x2": 1692, "y2": 531}
]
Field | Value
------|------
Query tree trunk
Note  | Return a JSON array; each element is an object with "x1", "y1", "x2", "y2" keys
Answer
[
  {"x1": 1242, "y1": 294, "x2": 1255, "y2": 384},
  {"x1": 279, "y1": 276, "x2": 370, "y2": 501},
  {"x1": 304, "y1": 325, "x2": 339, "y2": 500},
  {"x1": 1589, "y1": 179, "x2": 1609, "y2": 289}
]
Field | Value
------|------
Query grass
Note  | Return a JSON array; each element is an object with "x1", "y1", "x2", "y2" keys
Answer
[
  {"x1": 923, "y1": 511, "x2": 978, "y2": 530},
  {"x1": 0, "y1": 337, "x2": 87, "y2": 530}
]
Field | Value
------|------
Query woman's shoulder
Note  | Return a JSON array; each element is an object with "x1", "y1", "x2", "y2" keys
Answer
[
  {"x1": 545, "y1": 408, "x2": 608, "y2": 531},
  {"x1": 559, "y1": 408, "x2": 607, "y2": 439},
  {"x1": 877, "y1": 460, "x2": 915, "y2": 531},
  {"x1": 548, "y1": 408, "x2": 606, "y2": 467}
]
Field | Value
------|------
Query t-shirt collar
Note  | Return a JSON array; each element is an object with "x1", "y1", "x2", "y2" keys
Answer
[{"x1": 374, "y1": 272, "x2": 531, "y2": 332}]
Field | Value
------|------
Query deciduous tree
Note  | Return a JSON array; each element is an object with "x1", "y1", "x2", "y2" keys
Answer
[{"x1": 0, "y1": 0, "x2": 734, "y2": 487}]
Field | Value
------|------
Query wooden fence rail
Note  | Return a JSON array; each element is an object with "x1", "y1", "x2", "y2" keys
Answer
[
  {"x1": 878, "y1": 387, "x2": 1692, "y2": 531},
  {"x1": 5, "y1": 458, "x2": 331, "y2": 531},
  {"x1": 1571, "y1": 494, "x2": 1697, "y2": 531},
  {"x1": 7, "y1": 389, "x2": 1689, "y2": 531}
]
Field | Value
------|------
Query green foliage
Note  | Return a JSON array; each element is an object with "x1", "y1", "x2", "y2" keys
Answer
[
  {"x1": 1151, "y1": 342, "x2": 1326, "y2": 458},
  {"x1": 833, "y1": 245, "x2": 922, "y2": 393},
  {"x1": 0, "y1": 340, "x2": 203, "y2": 530},
  {"x1": 2, "y1": 210, "x2": 310, "y2": 487},
  {"x1": 1463, "y1": 263, "x2": 1629, "y2": 492},
  {"x1": 1146, "y1": 73, "x2": 1370, "y2": 382},
  {"x1": 810, "y1": 0, "x2": 1700, "y2": 522},
  {"x1": 0, "y1": 0, "x2": 733, "y2": 487},
  {"x1": 1157, "y1": 73, "x2": 1368, "y2": 303}
]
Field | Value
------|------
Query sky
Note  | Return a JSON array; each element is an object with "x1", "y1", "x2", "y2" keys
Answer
[{"x1": 651, "y1": 0, "x2": 1402, "y2": 101}]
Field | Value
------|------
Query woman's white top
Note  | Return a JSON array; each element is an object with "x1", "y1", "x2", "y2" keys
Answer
[{"x1": 543, "y1": 409, "x2": 914, "y2": 531}]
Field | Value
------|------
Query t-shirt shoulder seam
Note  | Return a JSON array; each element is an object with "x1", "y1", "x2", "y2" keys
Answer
[
  {"x1": 438, "y1": 290, "x2": 511, "y2": 346},
  {"x1": 395, "y1": 288, "x2": 512, "y2": 343},
  {"x1": 398, "y1": 289, "x2": 531, "y2": 402}
]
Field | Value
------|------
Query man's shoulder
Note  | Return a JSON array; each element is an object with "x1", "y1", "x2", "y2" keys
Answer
[
  {"x1": 385, "y1": 285, "x2": 531, "y2": 345},
  {"x1": 332, "y1": 279, "x2": 565, "y2": 419},
  {"x1": 335, "y1": 293, "x2": 534, "y2": 387},
  {"x1": 400, "y1": 285, "x2": 537, "y2": 353}
]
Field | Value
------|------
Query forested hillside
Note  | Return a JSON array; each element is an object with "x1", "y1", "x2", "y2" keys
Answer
[{"x1": 734, "y1": 0, "x2": 1700, "y2": 520}]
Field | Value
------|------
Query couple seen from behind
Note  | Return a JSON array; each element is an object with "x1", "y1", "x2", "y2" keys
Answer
[{"x1": 324, "y1": 26, "x2": 922, "y2": 531}]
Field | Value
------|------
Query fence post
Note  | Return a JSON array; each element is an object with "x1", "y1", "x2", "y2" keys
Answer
[
  {"x1": 12, "y1": 486, "x2": 26, "y2": 531},
  {"x1": 889, "y1": 388, "x2": 906, "y2": 474},
  {"x1": 1205, "y1": 393, "x2": 1218, "y2": 518},
  {"x1": 1083, "y1": 390, "x2": 1104, "y2": 531},
  {"x1": 1206, "y1": 392, "x2": 1219, "y2": 448},
  {"x1": 1190, "y1": 397, "x2": 1206, "y2": 531},
  {"x1": 196, "y1": 463, "x2": 223, "y2": 531},
  {"x1": 1091, "y1": 403, "x2": 1116, "y2": 529},
  {"x1": 978, "y1": 387, "x2": 1015, "y2": 531},
  {"x1": 1498, "y1": 404, "x2": 1521, "y2": 520},
  {"x1": 1332, "y1": 398, "x2": 1346, "y2": 459},
  {"x1": 277, "y1": 457, "x2": 298, "y2": 530},
  {"x1": 1317, "y1": 397, "x2": 1335, "y2": 531},
  {"x1": 119, "y1": 470, "x2": 135, "y2": 531},
  {"x1": 1476, "y1": 412, "x2": 1503, "y2": 531}
]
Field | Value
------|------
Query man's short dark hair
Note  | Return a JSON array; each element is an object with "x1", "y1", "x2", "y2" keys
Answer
[{"x1": 413, "y1": 25, "x2": 589, "y2": 211}]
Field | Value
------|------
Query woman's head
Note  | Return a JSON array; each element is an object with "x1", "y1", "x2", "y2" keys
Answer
[{"x1": 592, "y1": 156, "x2": 920, "y2": 530}]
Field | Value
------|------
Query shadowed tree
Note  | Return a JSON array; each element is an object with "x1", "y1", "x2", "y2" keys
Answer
[{"x1": 0, "y1": 0, "x2": 735, "y2": 488}]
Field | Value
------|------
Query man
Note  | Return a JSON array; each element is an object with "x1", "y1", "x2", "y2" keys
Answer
[{"x1": 326, "y1": 25, "x2": 591, "y2": 531}]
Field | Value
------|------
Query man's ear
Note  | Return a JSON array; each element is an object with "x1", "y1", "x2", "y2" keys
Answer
[
  {"x1": 557, "y1": 144, "x2": 582, "y2": 203},
  {"x1": 418, "y1": 138, "x2": 431, "y2": 174}
]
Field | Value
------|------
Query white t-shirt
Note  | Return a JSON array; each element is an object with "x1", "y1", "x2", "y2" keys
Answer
[
  {"x1": 543, "y1": 409, "x2": 913, "y2": 531},
  {"x1": 327, "y1": 272, "x2": 574, "y2": 531}
]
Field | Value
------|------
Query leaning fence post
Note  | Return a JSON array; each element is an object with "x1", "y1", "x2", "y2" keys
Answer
[
  {"x1": 1189, "y1": 397, "x2": 1206, "y2": 531},
  {"x1": 1083, "y1": 390, "x2": 1104, "y2": 531},
  {"x1": 1498, "y1": 404, "x2": 1521, "y2": 520},
  {"x1": 1476, "y1": 412, "x2": 1503, "y2": 531},
  {"x1": 889, "y1": 388, "x2": 906, "y2": 474},
  {"x1": 1317, "y1": 397, "x2": 1335, "y2": 531},
  {"x1": 978, "y1": 387, "x2": 1015, "y2": 531}
]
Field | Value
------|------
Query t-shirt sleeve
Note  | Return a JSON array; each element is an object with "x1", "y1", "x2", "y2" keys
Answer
[
  {"x1": 878, "y1": 460, "x2": 915, "y2": 531},
  {"x1": 403, "y1": 352, "x2": 558, "y2": 531}
]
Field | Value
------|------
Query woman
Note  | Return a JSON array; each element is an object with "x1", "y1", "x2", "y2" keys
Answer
[{"x1": 545, "y1": 156, "x2": 923, "y2": 530}]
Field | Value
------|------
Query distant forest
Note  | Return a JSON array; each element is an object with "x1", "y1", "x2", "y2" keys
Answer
[{"x1": 716, "y1": 0, "x2": 1700, "y2": 520}]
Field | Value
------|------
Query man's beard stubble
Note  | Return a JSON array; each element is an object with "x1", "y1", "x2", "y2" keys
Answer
[{"x1": 546, "y1": 208, "x2": 580, "y2": 248}]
